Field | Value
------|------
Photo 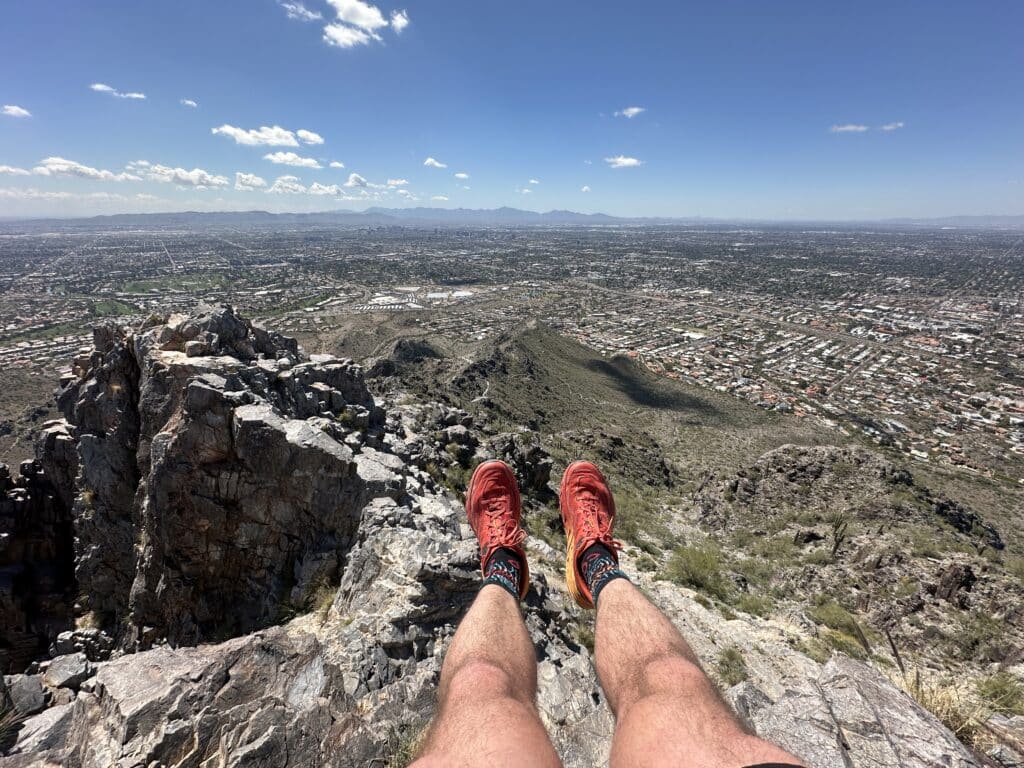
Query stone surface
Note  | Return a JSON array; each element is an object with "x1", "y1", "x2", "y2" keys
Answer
[
  {"x1": 41, "y1": 654, "x2": 91, "y2": 691},
  {"x1": 6, "y1": 675, "x2": 46, "y2": 716}
]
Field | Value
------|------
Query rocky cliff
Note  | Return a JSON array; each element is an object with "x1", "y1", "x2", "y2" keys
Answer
[{"x1": 0, "y1": 307, "x2": 1013, "y2": 766}]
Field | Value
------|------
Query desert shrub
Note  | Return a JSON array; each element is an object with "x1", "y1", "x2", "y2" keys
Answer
[
  {"x1": 733, "y1": 557, "x2": 774, "y2": 587},
  {"x1": 717, "y1": 646, "x2": 749, "y2": 687},
  {"x1": 752, "y1": 535, "x2": 798, "y2": 562},
  {"x1": 823, "y1": 629, "x2": 868, "y2": 660},
  {"x1": 386, "y1": 724, "x2": 427, "y2": 768},
  {"x1": 1005, "y1": 555, "x2": 1024, "y2": 582},
  {"x1": 796, "y1": 638, "x2": 830, "y2": 664},
  {"x1": 977, "y1": 671, "x2": 1024, "y2": 715},
  {"x1": 908, "y1": 528, "x2": 943, "y2": 559},
  {"x1": 809, "y1": 597, "x2": 860, "y2": 637},
  {"x1": 950, "y1": 611, "x2": 1007, "y2": 663},
  {"x1": 661, "y1": 542, "x2": 731, "y2": 601},
  {"x1": 734, "y1": 592, "x2": 774, "y2": 617},
  {"x1": 803, "y1": 548, "x2": 834, "y2": 565},
  {"x1": 634, "y1": 553, "x2": 658, "y2": 572},
  {"x1": 901, "y1": 674, "x2": 984, "y2": 748}
]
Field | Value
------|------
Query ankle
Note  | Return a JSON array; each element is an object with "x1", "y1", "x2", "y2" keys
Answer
[
  {"x1": 578, "y1": 542, "x2": 628, "y2": 605},
  {"x1": 483, "y1": 547, "x2": 525, "y2": 600}
]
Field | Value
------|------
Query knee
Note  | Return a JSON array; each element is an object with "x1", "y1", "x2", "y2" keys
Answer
[
  {"x1": 617, "y1": 653, "x2": 712, "y2": 713},
  {"x1": 443, "y1": 659, "x2": 518, "y2": 705},
  {"x1": 642, "y1": 654, "x2": 708, "y2": 695}
]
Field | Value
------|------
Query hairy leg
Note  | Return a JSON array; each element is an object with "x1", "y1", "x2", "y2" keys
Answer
[
  {"x1": 594, "y1": 579, "x2": 806, "y2": 768},
  {"x1": 411, "y1": 584, "x2": 562, "y2": 768}
]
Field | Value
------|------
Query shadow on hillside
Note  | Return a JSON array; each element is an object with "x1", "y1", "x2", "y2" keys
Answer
[{"x1": 586, "y1": 357, "x2": 723, "y2": 417}]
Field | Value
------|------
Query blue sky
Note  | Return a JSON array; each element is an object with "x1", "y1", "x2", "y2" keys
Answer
[{"x1": 1, "y1": 0, "x2": 1022, "y2": 219}]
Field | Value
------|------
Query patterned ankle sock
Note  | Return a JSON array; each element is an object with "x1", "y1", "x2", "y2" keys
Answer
[
  {"x1": 483, "y1": 547, "x2": 524, "y2": 599},
  {"x1": 579, "y1": 542, "x2": 628, "y2": 605}
]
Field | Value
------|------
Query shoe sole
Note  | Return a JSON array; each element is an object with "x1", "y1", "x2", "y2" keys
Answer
[{"x1": 559, "y1": 460, "x2": 603, "y2": 609}]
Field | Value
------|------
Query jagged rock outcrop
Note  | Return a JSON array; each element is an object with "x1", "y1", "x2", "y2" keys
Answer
[
  {"x1": 0, "y1": 458, "x2": 75, "y2": 672},
  {"x1": 42, "y1": 308, "x2": 384, "y2": 648},
  {"x1": 0, "y1": 309, "x2": 994, "y2": 767}
]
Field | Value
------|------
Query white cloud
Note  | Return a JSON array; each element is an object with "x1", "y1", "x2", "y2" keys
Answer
[
  {"x1": 267, "y1": 175, "x2": 307, "y2": 194},
  {"x1": 180, "y1": 99, "x2": 198, "y2": 108},
  {"x1": 830, "y1": 123, "x2": 869, "y2": 133},
  {"x1": 329, "y1": 161, "x2": 346, "y2": 168},
  {"x1": 0, "y1": 187, "x2": 132, "y2": 201},
  {"x1": 34, "y1": 156, "x2": 141, "y2": 182},
  {"x1": 235, "y1": 172, "x2": 267, "y2": 191},
  {"x1": 2, "y1": 105, "x2": 31, "y2": 118},
  {"x1": 212, "y1": 124, "x2": 300, "y2": 146},
  {"x1": 880, "y1": 121, "x2": 905, "y2": 132},
  {"x1": 309, "y1": 182, "x2": 342, "y2": 195},
  {"x1": 581, "y1": 185, "x2": 591, "y2": 193},
  {"x1": 387, "y1": 178, "x2": 409, "y2": 186},
  {"x1": 263, "y1": 151, "x2": 322, "y2": 169},
  {"x1": 128, "y1": 162, "x2": 229, "y2": 188},
  {"x1": 614, "y1": 106, "x2": 645, "y2": 119},
  {"x1": 0, "y1": 165, "x2": 31, "y2": 175},
  {"x1": 583, "y1": 159, "x2": 593, "y2": 165},
  {"x1": 280, "y1": 1, "x2": 322, "y2": 21},
  {"x1": 391, "y1": 9, "x2": 409, "y2": 32},
  {"x1": 319, "y1": 2, "x2": 408, "y2": 49},
  {"x1": 90, "y1": 83, "x2": 145, "y2": 99},
  {"x1": 604, "y1": 155, "x2": 643, "y2": 168},
  {"x1": 519, "y1": 188, "x2": 532, "y2": 194},
  {"x1": 431, "y1": 195, "x2": 448, "y2": 201},
  {"x1": 454, "y1": 172, "x2": 469, "y2": 180},
  {"x1": 323, "y1": 23, "x2": 373, "y2": 48},
  {"x1": 529, "y1": 178, "x2": 540, "y2": 185},
  {"x1": 423, "y1": 156, "x2": 447, "y2": 168},
  {"x1": 344, "y1": 172, "x2": 368, "y2": 187},
  {"x1": 327, "y1": 0, "x2": 389, "y2": 30},
  {"x1": 297, "y1": 129, "x2": 324, "y2": 145}
]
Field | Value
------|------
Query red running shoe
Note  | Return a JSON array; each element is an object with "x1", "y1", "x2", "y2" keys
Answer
[
  {"x1": 465, "y1": 460, "x2": 530, "y2": 600},
  {"x1": 560, "y1": 461, "x2": 622, "y2": 608}
]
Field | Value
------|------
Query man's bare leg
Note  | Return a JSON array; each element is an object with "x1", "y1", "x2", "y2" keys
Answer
[
  {"x1": 595, "y1": 578, "x2": 806, "y2": 768},
  {"x1": 411, "y1": 584, "x2": 562, "y2": 767}
]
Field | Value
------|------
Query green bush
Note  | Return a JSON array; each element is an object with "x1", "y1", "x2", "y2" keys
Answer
[
  {"x1": 734, "y1": 592, "x2": 774, "y2": 617},
  {"x1": 661, "y1": 542, "x2": 732, "y2": 601},
  {"x1": 717, "y1": 646, "x2": 749, "y2": 687},
  {"x1": 950, "y1": 611, "x2": 1007, "y2": 663},
  {"x1": 635, "y1": 553, "x2": 658, "y2": 572},
  {"x1": 976, "y1": 671, "x2": 1024, "y2": 715},
  {"x1": 752, "y1": 535, "x2": 798, "y2": 562},
  {"x1": 809, "y1": 597, "x2": 860, "y2": 637},
  {"x1": 823, "y1": 629, "x2": 868, "y2": 659},
  {"x1": 733, "y1": 557, "x2": 774, "y2": 587}
]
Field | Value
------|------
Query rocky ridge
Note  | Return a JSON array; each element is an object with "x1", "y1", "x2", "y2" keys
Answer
[{"x1": 0, "y1": 307, "x2": 1005, "y2": 766}]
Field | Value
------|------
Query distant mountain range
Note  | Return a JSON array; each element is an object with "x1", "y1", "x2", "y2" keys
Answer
[{"x1": 2, "y1": 207, "x2": 1023, "y2": 230}]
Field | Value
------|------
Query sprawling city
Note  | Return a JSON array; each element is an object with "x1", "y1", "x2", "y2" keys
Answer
[{"x1": 3, "y1": 219, "x2": 1022, "y2": 484}]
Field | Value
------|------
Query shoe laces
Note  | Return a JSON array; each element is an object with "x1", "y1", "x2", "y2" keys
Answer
[
  {"x1": 577, "y1": 490, "x2": 622, "y2": 552},
  {"x1": 483, "y1": 495, "x2": 525, "y2": 549}
]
